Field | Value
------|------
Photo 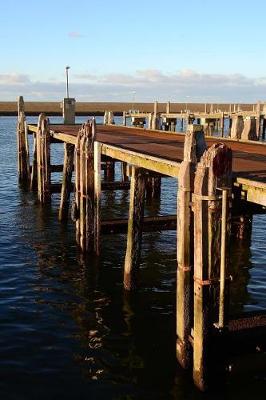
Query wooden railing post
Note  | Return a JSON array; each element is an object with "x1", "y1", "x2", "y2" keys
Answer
[{"x1": 176, "y1": 125, "x2": 207, "y2": 369}]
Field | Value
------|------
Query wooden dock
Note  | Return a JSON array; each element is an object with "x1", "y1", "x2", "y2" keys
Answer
[{"x1": 16, "y1": 97, "x2": 266, "y2": 391}]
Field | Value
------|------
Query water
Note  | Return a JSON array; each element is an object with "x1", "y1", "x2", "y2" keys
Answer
[{"x1": 0, "y1": 116, "x2": 265, "y2": 399}]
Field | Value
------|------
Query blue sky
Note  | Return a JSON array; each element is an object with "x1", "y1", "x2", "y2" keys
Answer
[{"x1": 1, "y1": 0, "x2": 266, "y2": 102}]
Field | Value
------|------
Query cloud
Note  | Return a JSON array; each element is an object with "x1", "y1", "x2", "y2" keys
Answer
[
  {"x1": 0, "y1": 73, "x2": 30, "y2": 84},
  {"x1": 1, "y1": 69, "x2": 266, "y2": 102},
  {"x1": 68, "y1": 31, "x2": 84, "y2": 39}
]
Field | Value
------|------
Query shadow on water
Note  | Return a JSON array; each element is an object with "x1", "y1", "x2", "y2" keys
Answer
[{"x1": 0, "y1": 117, "x2": 265, "y2": 399}]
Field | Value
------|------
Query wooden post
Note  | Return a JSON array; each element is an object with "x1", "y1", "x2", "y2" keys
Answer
[
  {"x1": 103, "y1": 111, "x2": 108, "y2": 125},
  {"x1": 145, "y1": 173, "x2": 161, "y2": 203},
  {"x1": 147, "y1": 113, "x2": 153, "y2": 129},
  {"x1": 17, "y1": 111, "x2": 30, "y2": 184},
  {"x1": 256, "y1": 101, "x2": 261, "y2": 139},
  {"x1": 108, "y1": 111, "x2": 114, "y2": 125},
  {"x1": 124, "y1": 166, "x2": 146, "y2": 290},
  {"x1": 241, "y1": 117, "x2": 258, "y2": 141},
  {"x1": 17, "y1": 96, "x2": 30, "y2": 184},
  {"x1": 94, "y1": 141, "x2": 102, "y2": 255},
  {"x1": 36, "y1": 113, "x2": 51, "y2": 204},
  {"x1": 121, "y1": 162, "x2": 128, "y2": 182},
  {"x1": 192, "y1": 144, "x2": 232, "y2": 391},
  {"x1": 176, "y1": 125, "x2": 207, "y2": 369},
  {"x1": 74, "y1": 120, "x2": 96, "y2": 253},
  {"x1": 152, "y1": 101, "x2": 159, "y2": 130},
  {"x1": 105, "y1": 160, "x2": 115, "y2": 181},
  {"x1": 59, "y1": 143, "x2": 75, "y2": 221},
  {"x1": 221, "y1": 112, "x2": 224, "y2": 137},
  {"x1": 122, "y1": 111, "x2": 126, "y2": 126},
  {"x1": 230, "y1": 115, "x2": 244, "y2": 139},
  {"x1": 262, "y1": 117, "x2": 266, "y2": 140}
]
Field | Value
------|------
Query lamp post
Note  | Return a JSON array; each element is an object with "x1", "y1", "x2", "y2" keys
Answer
[{"x1": 65, "y1": 66, "x2": 70, "y2": 98}]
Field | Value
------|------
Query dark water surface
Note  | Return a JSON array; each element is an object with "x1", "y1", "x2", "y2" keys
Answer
[{"x1": 0, "y1": 116, "x2": 265, "y2": 399}]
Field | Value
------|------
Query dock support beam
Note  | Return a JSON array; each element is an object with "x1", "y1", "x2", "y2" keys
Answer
[
  {"x1": 59, "y1": 143, "x2": 75, "y2": 221},
  {"x1": 124, "y1": 166, "x2": 146, "y2": 290}
]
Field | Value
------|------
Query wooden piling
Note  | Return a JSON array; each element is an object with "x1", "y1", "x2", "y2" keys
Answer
[
  {"x1": 124, "y1": 166, "x2": 146, "y2": 290},
  {"x1": 105, "y1": 160, "x2": 115, "y2": 181},
  {"x1": 17, "y1": 97, "x2": 30, "y2": 184},
  {"x1": 74, "y1": 120, "x2": 96, "y2": 253},
  {"x1": 36, "y1": 114, "x2": 51, "y2": 204},
  {"x1": 59, "y1": 143, "x2": 75, "y2": 221},
  {"x1": 230, "y1": 115, "x2": 244, "y2": 139},
  {"x1": 17, "y1": 111, "x2": 30, "y2": 184},
  {"x1": 152, "y1": 101, "x2": 159, "y2": 130},
  {"x1": 176, "y1": 125, "x2": 207, "y2": 369},
  {"x1": 121, "y1": 162, "x2": 128, "y2": 182},
  {"x1": 241, "y1": 117, "x2": 258, "y2": 141},
  {"x1": 94, "y1": 141, "x2": 102, "y2": 255},
  {"x1": 192, "y1": 143, "x2": 232, "y2": 391},
  {"x1": 146, "y1": 174, "x2": 161, "y2": 203}
]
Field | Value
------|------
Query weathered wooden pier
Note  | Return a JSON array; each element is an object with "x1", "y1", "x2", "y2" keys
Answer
[{"x1": 17, "y1": 96, "x2": 266, "y2": 391}]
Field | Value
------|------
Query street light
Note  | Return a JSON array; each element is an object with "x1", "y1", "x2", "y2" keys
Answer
[{"x1": 65, "y1": 66, "x2": 70, "y2": 98}]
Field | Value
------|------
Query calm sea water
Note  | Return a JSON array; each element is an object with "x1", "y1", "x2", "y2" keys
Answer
[{"x1": 0, "y1": 116, "x2": 265, "y2": 399}]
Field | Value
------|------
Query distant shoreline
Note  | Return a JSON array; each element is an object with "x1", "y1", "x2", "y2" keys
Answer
[{"x1": 0, "y1": 101, "x2": 256, "y2": 116}]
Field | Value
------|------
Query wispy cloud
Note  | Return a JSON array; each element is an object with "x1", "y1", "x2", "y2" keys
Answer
[
  {"x1": 1, "y1": 69, "x2": 266, "y2": 102},
  {"x1": 68, "y1": 31, "x2": 84, "y2": 39},
  {"x1": 0, "y1": 73, "x2": 30, "y2": 84}
]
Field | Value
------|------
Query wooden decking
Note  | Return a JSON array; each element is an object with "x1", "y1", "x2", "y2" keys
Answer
[{"x1": 28, "y1": 123, "x2": 266, "y2": 206}]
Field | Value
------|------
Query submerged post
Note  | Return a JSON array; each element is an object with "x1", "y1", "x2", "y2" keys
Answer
[
  {"x1": 124, "y1": 166, "x2": 146, "y2": 290},
  {"x1": 176, "y1": 124, "x2": 207, "y2": 369}
]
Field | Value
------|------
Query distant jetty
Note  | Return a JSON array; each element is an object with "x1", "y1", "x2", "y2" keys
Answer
[{"x1": 0, "y1": 101, "x2": 256, "y2": 116}]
